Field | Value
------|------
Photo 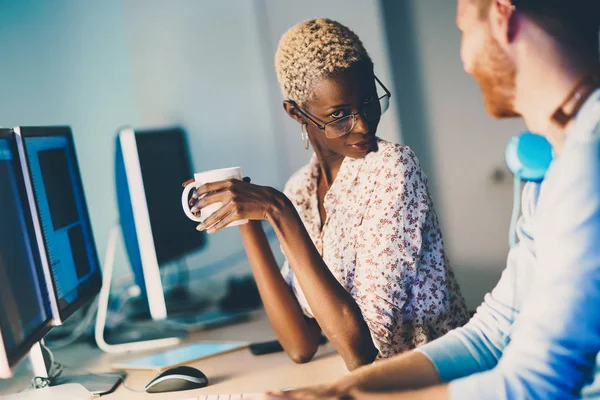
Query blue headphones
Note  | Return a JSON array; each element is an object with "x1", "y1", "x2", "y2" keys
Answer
[
  {"x1": 505, "y1": 132, "x2": 553, "y2": 182},
  {"x1": 505, "y1": 132, "x2": 553, "y2": 247}
]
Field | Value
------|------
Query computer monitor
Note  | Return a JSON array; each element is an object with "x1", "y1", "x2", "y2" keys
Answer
[
  {"x1": 0, "y1": 129, "x2": 53, "y2": 379},
  {"x1": 115, "y1": 127, "x2": 205, "y2": 321},
  {"x1": 15, "y1": 126, "x2": 102, "y2": 324}
]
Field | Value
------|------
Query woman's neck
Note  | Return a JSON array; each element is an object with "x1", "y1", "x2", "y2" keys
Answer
[{"x1": 313, "y1": 144, "x2": 344, "y2": 188}]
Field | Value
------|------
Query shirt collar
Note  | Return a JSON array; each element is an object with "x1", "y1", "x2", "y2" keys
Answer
[
  {"x1": 309, "y1": 148, "x2": 367, "y2": 197},
  {"x1": 565, "y1": 88, "x2": 600, "y2": 143}
]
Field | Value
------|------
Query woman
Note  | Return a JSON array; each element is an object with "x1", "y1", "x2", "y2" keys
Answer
[{"x1": 189, "y1": 18, "x2": 468, "y2": 370}]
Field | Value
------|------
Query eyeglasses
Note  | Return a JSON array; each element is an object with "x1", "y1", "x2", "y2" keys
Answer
[{"x1": 290, "y1": 75, "x2": 392, "y2": 139}]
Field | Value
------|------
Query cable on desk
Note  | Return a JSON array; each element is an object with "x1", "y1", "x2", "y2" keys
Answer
[
  {"x1": 60, "y1": 363, "x2": 147, "y2": 394},
  {"x1": 28, "y1": 344, "x2": 147, "y2": 394}
]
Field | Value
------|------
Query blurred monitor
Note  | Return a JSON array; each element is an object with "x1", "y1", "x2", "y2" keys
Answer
[
  {"x1": 15, "y1": 126, "x2": 102, "y2": 324},
  {"x1": 0, "y1": 129, "x2": 53, "y2": 379},
  {"x1": 115, "y1": 127, "x2": 205, "y2": 321}
]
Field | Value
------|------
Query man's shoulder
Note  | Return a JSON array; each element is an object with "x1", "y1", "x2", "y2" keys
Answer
[{"x1": 568, "y1": 89, "x2": 600, "y2": 143}]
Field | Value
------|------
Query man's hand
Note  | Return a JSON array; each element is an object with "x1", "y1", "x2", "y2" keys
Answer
[
  {"x1": 261, "y1": 385, "x2": 448, "y2": 400},
  {"x1": 260, "y1": 375, "x2": 358, "y2": 400},
  {"x1": 260, "y1": 383, "x2": 351, "y2": 399},
  {"x1": 259, "y1": 350, "x2": 447, "y2": 399}
]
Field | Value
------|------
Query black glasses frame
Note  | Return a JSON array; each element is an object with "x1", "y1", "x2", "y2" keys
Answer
[{"x1": 289, "y1": 75, "x2": 392, "y2": 133}]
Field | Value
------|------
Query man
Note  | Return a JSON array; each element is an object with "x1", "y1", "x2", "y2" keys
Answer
[{"x1": 265, "y1": 0, "x2": 600, "y2": 398}]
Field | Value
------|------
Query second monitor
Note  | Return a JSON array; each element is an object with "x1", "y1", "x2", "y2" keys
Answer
[
  {"x1": 116, "y1": 127, "x2": 206, "y2": 321},
  {"x1": 15, "y1": 126, "x2": 102, "y2": 324}
]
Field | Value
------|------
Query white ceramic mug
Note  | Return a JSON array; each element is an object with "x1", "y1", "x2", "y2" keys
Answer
[{"x1": 181, "y1": 167, "x2": 248, "y2": 227}]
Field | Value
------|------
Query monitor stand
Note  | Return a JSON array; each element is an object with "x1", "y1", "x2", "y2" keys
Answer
[
  {"x1": 95, "y1": 226, "x2": 181, "y2": 353},
  {"x1": 121, "y1": 285, "x2": 209, "y2": 321},
  {"x1": 3, "y1": 342, "x2": 118, "y2": 399}
]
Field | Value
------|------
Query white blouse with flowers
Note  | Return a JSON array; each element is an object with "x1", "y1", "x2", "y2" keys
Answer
[{"x1": 280, "y1": 139, "x2": 468, "y2": 358}]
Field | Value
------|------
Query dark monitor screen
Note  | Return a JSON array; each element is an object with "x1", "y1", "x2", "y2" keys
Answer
[
  {"x1": 0, "y1": 130, "x2": 52, "y2": 369},
  {"x1": 136, "y1": 128, "x2": 204, "y2": 264},
  {"x1": 20, "y1": 127, "x2": 101, "y2": 322}
]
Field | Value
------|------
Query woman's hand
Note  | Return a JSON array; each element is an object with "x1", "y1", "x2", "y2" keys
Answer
[{"x1": 188, "y1": 177, "x2": 285, "y2": 234}]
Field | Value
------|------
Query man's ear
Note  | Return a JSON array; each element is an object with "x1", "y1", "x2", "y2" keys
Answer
[
  {"x1": 490, "y1": 0, "x2": 520, "y2": 45},
  {"x1": 283, "y1": 100, "x2": 306, "y2": 125}
]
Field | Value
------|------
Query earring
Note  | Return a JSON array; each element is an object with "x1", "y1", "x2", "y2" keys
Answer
[{"x1": 301, "y1": 123, "x2": 309, "y2": 150}]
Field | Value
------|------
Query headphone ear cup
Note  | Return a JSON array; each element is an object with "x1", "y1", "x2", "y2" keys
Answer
[{"x1": 505, "y1": 132, "x2": 554, "y2": 182}]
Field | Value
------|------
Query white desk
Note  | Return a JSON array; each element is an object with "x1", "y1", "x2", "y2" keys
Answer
[{"x1": 0, "y1": 313, "x2": 348, "y2": 399}]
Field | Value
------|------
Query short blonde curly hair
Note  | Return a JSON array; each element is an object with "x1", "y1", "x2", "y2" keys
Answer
[{"x1": 275, "y1": 18, "x2": 373, "y2": 106}]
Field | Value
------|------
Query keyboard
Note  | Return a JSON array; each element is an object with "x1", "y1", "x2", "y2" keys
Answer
[{"x1": 183, "y1": 395, "x2": 260, "y2": 400}]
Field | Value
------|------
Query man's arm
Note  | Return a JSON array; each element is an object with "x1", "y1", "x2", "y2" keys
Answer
[
  {"x1": 346, "y1": 290, "x2": 520, "y2": 393},
  {"x1": 351, "y1": 351, "x2": 441, "y2": 392},
  {"x1": 445, "y1": 125, "x2": 600, "y2": 399},
  {"x1": 263, "y1": 352, "x2": 443, "y2": 400}
]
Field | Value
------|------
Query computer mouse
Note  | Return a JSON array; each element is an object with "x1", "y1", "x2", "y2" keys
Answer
[{"x1": 145, "y1": 366, "x2": 209, "y2": 394}]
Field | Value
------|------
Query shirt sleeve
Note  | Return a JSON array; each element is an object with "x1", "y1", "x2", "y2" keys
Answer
[
  {"x1": 353, "y1": 150, "x2": 457, "y2": 357},
  {"x1": 416, "y1": 182, "x2": 540, "y2": 383},
  {"x1": 448, "y1": 130, "x2": 600, "y2": 398}
]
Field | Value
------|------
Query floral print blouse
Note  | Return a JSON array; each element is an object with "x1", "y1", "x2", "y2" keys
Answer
[{"x1": 280, "y1": 139, "x2": 468, "y2": 358}]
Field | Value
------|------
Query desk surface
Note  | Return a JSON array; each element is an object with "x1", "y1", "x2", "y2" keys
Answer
[{"x1": 0, "y1": 313, "x2": 348, "y2": 399}]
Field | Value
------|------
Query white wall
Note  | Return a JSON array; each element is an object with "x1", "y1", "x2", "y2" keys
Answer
[
  {"x1": 0, "y1": 0, "x2": 140, "y2": 284},
  {"x1": 380, "y1": 0, "x2": 527, "y2": 309}
]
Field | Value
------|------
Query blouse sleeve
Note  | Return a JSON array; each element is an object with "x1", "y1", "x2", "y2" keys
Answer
[{"x1": 352, "y1": 148, "x2": 446, "y2": 357}]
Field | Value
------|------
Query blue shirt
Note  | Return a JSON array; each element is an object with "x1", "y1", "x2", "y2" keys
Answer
[{"x1": 417, "y1": 89, "x2": 600, "y2": 399}]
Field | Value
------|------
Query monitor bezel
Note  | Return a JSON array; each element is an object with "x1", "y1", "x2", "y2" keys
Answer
[
  {"x1": 0, "y1": 129, "x2": 53, "y2": 379},
  {"x1": 116, "y1": 127, "x2": 168, "y2": 320},
  {"x1": 15, "y1": 126, "x2": 102, "y2": 325}
]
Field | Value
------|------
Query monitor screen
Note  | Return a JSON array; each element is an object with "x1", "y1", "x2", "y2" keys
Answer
[
  {"x1": 136, "y1": 128, "x2": 204, "y2": 264},
  {"x1": 20, "y1": 127, "x2": 101, "y2": 321},
  {"x1": 0, "y1": 131, "x2": 52, "y2": 371}
]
